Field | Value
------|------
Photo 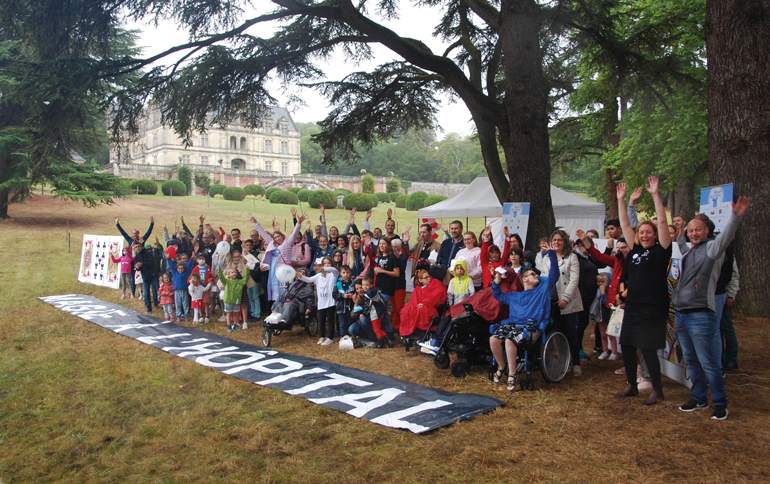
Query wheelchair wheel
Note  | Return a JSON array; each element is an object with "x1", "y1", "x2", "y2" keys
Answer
[
  {"x1": 262, "y1": 328, "x2": 272, "y2": 347},
  {"x1": 306, "y1": 314, "x2": 319, "y2": 337},
  {"x1": 540, "y1": 330, "x2": 571, "y2": 383},
  {"x1": 451, "y1": 359, "x2": 471, "y2": 378},
  {"x1": 434, "y1": 349, "x2": 450, "y2": 370}
]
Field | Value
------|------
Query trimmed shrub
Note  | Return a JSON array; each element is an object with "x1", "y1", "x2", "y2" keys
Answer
[
  {"x1": 343, "y1": 192, "x2": 377, "y2": 211},
  {"x1": 361, "y1": 174, "x2": 375, "y2": 194},
  {"x1": 386, "y1": 178, "x2": 400, "y2": 193},
  {"x1": 297, "y1": 189, "x2": 313, "y2": 202},
  {"x1": 223, "y1": 187, "x2": 247, "y2": 201},
  {"x1": 308, "y1": 190, "x2": 337, "y2": 209},
  {"x1": 334, "y1": 188, "x2": 351, "y2": 198},
  {"x1": 177, "y1": 165, "x2": 192, "y2": 194},
  {"x1": 129, "y1": 179, "x2": 158, "y2": 195},
  {"x1": 265, "y1": 187, "x2": 281, "y2": 199},
  {"x1": 389, "y1": 192, "x2": 401, "y2": 202},
  {"x1": 395, "y1": 194, "x2": 407, "y2": 208},
  {"x1": 161, "y1": 180, "x2": 188, "y2": 196},
  {"x1": 423, "y1": 195, "x2": 448, "y2": 207},
  {"x1": 269, "y1": 189, "x2": 299, "y2": 205},
  {"x1": 288, "y1": 187, "x2": 302, "y2": 194},
  {"x1": 405, "y1": 191, "x2": 428, "y2": 211},
  {"x1": 244, "y1": 184, "x2": 265, "y2": 196},
  {"x1": 209, "y1": 184, "x2": 226, "y2": 197},
  {"x1": 368, "y1": 194, "x2": 379, "y2": 208},
  {"x1": 376, "y1": 192, "x2": 391, "y2": 203}
]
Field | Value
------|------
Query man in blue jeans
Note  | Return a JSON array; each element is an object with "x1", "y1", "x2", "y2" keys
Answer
[{"x1": 672, "y1": 196, "x2": 750, "y2": 421}]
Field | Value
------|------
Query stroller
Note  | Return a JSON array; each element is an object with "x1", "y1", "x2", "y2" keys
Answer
[{"x1": 261, "y1": 276, "x2": 319, "y2": 347}]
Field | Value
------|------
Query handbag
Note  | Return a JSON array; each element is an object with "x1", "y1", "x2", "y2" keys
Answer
[{"x1": 607, "y1": 305, "x2": 624, "y2": 339}]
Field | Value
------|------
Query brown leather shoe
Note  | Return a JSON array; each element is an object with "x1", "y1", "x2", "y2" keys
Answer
[
  {"x1": 614, "y1": 384, "x2": 639, "y2": 398},
  {"x1": 642, "y1": 388, "x2": 664, "y2": 406}
]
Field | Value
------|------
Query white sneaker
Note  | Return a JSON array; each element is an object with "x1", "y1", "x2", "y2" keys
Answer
[
  {"x1": 120, "y1": 294, "x2": 126, "y2": 300},
  {"x1": 598, "y1": 351, "x2": 610, "y2": 360},
  {"x1": 242, "y1": 322, "x2": 249, "y2": 330},
  {"x1": 317, "y1": 338, "x2": 325, "y2": 345},
  {"x1": 321, "y1": 338, "x2": 334, "y2": 346},
  {"x1": 129, "y1": 294, "x2": 134, "y2": 299},
  {"x1": 204, "y1": 317, "x2": 209, "y2": 323},
  {"x1": 218, "y1": 315, "x2": 226, "y2": 322},
  {"x1": 608, "y1": 352, "x2": 619, "y2": 360}
]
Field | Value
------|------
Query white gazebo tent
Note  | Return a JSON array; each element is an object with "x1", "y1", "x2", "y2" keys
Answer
[{"x1": 417, "y1": 177, "x2": 606, "y2": 245}]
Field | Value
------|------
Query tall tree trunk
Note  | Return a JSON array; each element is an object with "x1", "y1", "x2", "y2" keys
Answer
[
  {"x1": 706, "y1": 0, "x2": 770, "y2": 317},
  {"x1": 674, "y1": 180, "x2": 696, "y2": 219},
  {"x1": 604, "y1": 96, "x2": 621, "y2": 219},
  {"x1": 498, "y1": 0, "x2": 554, "y2": 250},
  {"x1": 0, "y1": 153, "x2": 11, "y2": 219}
]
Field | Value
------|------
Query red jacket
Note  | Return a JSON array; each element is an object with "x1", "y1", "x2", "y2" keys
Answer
[
  {"x1": 480, "y1": 237, "x2": 510, "y2": 288},
  {"x1": 587, "y1": 242, "x2": 625, "y2": 309},
  {"x1": 190, "y1": 264, "x2": 215, "y2": 289}
]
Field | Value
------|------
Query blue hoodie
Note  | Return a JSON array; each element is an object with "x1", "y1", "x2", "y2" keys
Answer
[
  {"x1": 172, "y1": 257, "x2": 196, "y2": 291},
  {"x1": 492, "y1": 250, "x2": 559, "y2": 330}
]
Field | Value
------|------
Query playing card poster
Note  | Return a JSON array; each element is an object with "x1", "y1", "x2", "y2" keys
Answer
[
  {"x1": 78, "y1": 234, "x2": 126, "y2": 288},
  {"x1": 699, "y1": 184, "x2": 733, "y2": 234},
  {"x1": 501, "y1": 203, "x2": 530, "y2": 246}
]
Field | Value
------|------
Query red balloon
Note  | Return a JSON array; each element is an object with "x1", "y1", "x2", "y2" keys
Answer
[
  {"x1": 165, "y1": 246, "x2": 177, "y2": 259},
  {"x1": 430, "y1": 222, "x2": 438, "y2": 229},
  {"x1": 431, "y1": 233, "x2": 439, "y2": 239}
]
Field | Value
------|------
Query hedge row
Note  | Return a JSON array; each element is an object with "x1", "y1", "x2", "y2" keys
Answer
[{"x1": 269, "y1": 189, "x2": 299, "y2": 205}]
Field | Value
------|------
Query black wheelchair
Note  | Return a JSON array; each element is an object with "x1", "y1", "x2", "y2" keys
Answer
[
  {"x1": 489, "y1": 319, "x2": 571, "y2": 390},
  {"x1": 261, "y1": 304, "x2": 318, "y2": 347}
]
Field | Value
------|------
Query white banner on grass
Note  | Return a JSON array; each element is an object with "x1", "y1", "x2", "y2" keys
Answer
[{"x1": 78, "y1": 234, "x2": 126, "y2": 289}]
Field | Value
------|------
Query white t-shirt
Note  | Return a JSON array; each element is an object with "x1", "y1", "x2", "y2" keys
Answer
[{"x1": 301, "y1": 267, "x2": 339, "y2": 310}]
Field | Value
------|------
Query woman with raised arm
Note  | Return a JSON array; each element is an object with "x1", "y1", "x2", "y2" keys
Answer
[
  {"x1": 248, "y1": 208, "x2": 307, "y2": 303},
  {"x1": 613, "y1": 176, "x2": 672, "y2": 406}
]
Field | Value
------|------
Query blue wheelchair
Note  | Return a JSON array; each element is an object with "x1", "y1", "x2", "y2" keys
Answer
[{"x1": 489, "y1": 319, "x2": 571, "y2": 390}]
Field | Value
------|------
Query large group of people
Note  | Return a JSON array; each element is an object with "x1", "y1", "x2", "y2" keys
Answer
[{"x1": 113, "y1": 177, "x2": 749, "y2": 420}]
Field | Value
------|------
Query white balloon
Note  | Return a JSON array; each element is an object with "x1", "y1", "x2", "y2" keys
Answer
[
  {"x1": 275, "y1": 265, "x2": 297, "y2": 283},
  {"x1": 215, "y1": 241, "x2": 230, "y2": 257}
]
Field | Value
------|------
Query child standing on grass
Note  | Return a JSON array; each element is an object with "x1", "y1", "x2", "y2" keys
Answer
[
  {"x1": 188, "y1": 272, "x2": 212, "y2": 325},
  {"x1": 172, "y1": 254, "x2": 196, "y2": 322},
  {"x1": 191, "y1": 253, "x2": 215, "y2": 323},
  {"x1": 300, "y1": 257, "x2": 339, "y2": 346},
  {"x1": 217, "y1": 266, "x2": 250, "y2": 332},
  {"x1": 333, "y1": 265, "x2": 355, "y2": 336},
  {"x1": 112, "y1": 247, "x2": 134, "y2": 299},
  {"x1": 158, "y1": 273, "x2": 175, "y2": 321},
  {"x1": 591, "y1": 272, "x2": 618, "y2": 359}
]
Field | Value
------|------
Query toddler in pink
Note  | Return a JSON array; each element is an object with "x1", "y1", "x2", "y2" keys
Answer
[{"x1": 111, "y1": 247, "x2": 134, "y2": 299}]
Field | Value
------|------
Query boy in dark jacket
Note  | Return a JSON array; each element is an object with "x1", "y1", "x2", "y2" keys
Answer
[{"x1": 333, "y1": 265, "x2": 355, "y2": 336}]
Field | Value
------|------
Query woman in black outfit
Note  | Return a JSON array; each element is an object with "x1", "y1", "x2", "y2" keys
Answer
[{"x1": 614, "y1": 176, "x2": 672, "y2": 406}]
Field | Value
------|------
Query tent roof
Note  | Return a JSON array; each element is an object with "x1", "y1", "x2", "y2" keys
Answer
[{"x1": 417, "y1": 177, "x2": 605, "y2": 219}]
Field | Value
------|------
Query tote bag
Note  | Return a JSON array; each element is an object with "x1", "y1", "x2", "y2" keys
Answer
[{"x1": 607, "y1": 305, "x2": 624, "y2": 339}]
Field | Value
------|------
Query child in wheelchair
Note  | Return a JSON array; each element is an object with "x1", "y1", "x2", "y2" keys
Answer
[
  {"x1": 490, "y1": 244, "x2": 560, "y2": 391},
  {"x1": 419, "y1": 260, "x2": 475, "y2": 355},
  {"x1": 263, "y1": 267, "x2": 316, "y2": 330}
]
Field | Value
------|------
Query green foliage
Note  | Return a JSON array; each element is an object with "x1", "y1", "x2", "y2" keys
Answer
[
  {"x1": 161, "y1": 180, "x2": 188, "y2": 196},
  {"x1": 389, "y1": 192, "x2": 401, "y2": 202},
  {"x1": 386, "y1": 178, "x2": 400, "y2": 193},
  {"x1": 223, "y1": 187, "x2": 247, "y2": 201},
  {"x1": 244, "y1": 184, "x2": 265, "y2": 196},
  {"x1": 194, "y1": 172, "x2": 212, "y2": 193},
  {"x1": 265, "y1": 187, "x2": 282, "y2": 199},
  {"x1": 367, "y1": 194, "x2": 379, "y2": 208},
  {"x1": 269, "y1": 189, "x2": 299, "y2": 205},
  {"x1": 395, "y1": 194, "x2": 407, "y2": 208},
  {"x1": 400, "y1": 180, "x2": 412, "y2": 195},
  {"x1": 177, "y1": 166, "x2": 192, "y2": 194},
  {"x1": 288, "y1": 187, "x2": 302, "y2": 194},
  {"x1": 376, "y1": 192, "x2": 391, "y2": 203},
  {"x1": 361, "y1": 174, "x2": 375, "y2": 194},
  {"x1": 343, "y1": 192, "x2": 376, "y2": 211},
  {"x1": 297, "y1": 189, "x2": 313, "y2": 202},
  {"x1": 405, "y1": 191, "x2": 428, "y2": 211},
  {"x1": 129, "y1": 179, "x2": 158, "y2": 195},
  {"x1": 208, "y1": 184, "x2": 226, "y2": 197},
  {"x1": 308, "y1": 190, "x2": 336, "y2": 209},
  {"x1": 423, "y1": 195, "x2": 447, "y2": 207}
]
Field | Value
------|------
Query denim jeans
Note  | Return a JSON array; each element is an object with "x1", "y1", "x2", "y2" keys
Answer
[
  {"x1": 142, "y1": 277, "x2": 159, "y2": 311},
  {"x1": 350, "y1": 316, "x2": 377, "y2": 341},
  {"x1": 247, "y1": 283, "x2": 261, "y2": 319},
  {"x1": 676, "y1": 310, "x2": 728, "y2": 406},
  {"x1": 337, "y1": 313, "x2": 352, "y2": 336},
  {"x1": 175, "y1": 289, "x2": 190, "y2": 318}
]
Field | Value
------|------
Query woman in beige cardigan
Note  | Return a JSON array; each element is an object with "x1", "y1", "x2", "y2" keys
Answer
[{"x1": 536, "y1": 229, "x2": 584, "y2": 376}]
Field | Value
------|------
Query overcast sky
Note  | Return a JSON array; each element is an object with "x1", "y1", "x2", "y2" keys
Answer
[{"x1": 128, "y1": 3, "x2": 476, "y2": 139}]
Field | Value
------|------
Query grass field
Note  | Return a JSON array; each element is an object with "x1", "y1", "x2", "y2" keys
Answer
[{"x1": 1, "y1": 193, "x2": 770, "y2": 483}]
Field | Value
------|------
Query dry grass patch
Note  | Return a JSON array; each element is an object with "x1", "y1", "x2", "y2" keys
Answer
[{"x1": 1, "y1": 194, "x2": 770, "y2": 483}]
